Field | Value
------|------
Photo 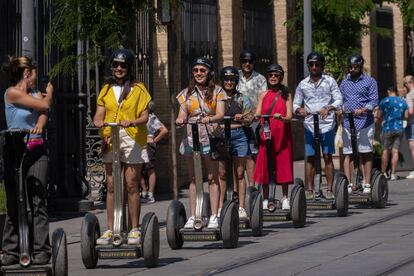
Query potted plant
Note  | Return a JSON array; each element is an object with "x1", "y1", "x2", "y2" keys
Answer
[{"x1": 372, "y1": 140, "x2": 383, "y2": 171}]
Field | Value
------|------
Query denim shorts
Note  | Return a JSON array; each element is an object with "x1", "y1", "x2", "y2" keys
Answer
[
  {"x1": 224, "y1": 128, "x2": 251, "y2": 157},
  {"x1": 305, "y1": 128, "x2": 335, "y2": 156},
  {"x1": 405, "y1": 124, "x2": 414, "y2": 141}
]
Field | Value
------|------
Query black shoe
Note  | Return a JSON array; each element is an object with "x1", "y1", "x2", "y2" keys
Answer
[
  {"x1": 33, "y1": 252, "x2": 50, "y2": 265},
  {"x1": 1, "y1": 254, "x2": 19, "y2": 266}
]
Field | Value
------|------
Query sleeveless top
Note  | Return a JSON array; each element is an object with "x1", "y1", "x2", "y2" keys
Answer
[{"x1": 4, "y1": 88, "x2": 41, "y2": 138}]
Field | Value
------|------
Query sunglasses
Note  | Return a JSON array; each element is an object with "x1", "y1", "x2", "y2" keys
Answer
[
  {"x1": 192, "y1": 68, "x2": 208, "y2": 73},
  {"x1": 223, "y1": 78, "x2": 236, "y2": 83},
  {"x1": 241, "y1": 59, "x2": 254, "y2": 64},
  {"x1": 112, "y1": 62, "x2": 127, "y2": 69},
  {"x1": 308, "y1": 62, "x2": 321, "y2": 68},
  {"x1": 349, "y1": 65, "x2": 360, "y2": 70},
  {"x1": 268, "y1": 73, "x2": 281, "y2": 78}
]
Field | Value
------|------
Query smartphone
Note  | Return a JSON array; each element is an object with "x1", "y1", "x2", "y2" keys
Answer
[{"x1": 38, "y1": 75, "x2": 49, "y2": 96}]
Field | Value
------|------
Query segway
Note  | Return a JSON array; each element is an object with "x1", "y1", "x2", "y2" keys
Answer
[
  {"x1": 80, "y1": 123, "x2": 160, "y2": 268},
  {"x1": 0, "y1": 129, "x2": 68, "y2": 276},
  {"x1": 221, "y1": 116, "x2": 263, "y2": 236},
  {"x1": 166, "y1": 120, "x2": 239, "y2": 249},
  {"x1": 344, "y1": 112, "x2": 388, "y2": 208},
  {"x1": 302, "y1": 113, "x2": 349, "y2": 216},
  {"x1": 255, "y1": 115, "x2": 306, "y2": 228}
]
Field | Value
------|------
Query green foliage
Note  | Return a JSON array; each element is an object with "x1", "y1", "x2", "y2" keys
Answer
[
  {"x1": 46, "y1": 0, "x2": 153, "y2": 78},
  {"x1": 287, "y1": 0, "x2": 389, "y2": 81},
  {"x1": 394, "y1": 0, "x2": 414, "y2": 28}
]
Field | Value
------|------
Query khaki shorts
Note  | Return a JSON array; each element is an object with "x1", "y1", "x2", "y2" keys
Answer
[{"x1": 102, "y1": 129, "x2": 149, "y2": 164}]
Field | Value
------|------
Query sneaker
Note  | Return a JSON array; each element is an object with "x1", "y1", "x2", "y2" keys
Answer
[
  {"x1": 383, "y1": 172, "x2": 390, "y2": 179},
  {"x1": 33, "y1": 252, "x2": 50, "y2": 265},
  {"x1": 140, "y1": 194, "x2": 148, "y2": 203},
  {"x1": 390, "y1": 174, "x2": 400, "y2": 181},
  {"x1": 305, "y1": 190, "x2": 314, "y2": 200},
  {"x1": 207, "y1": 215, "x2": 219, "y2": 229},
  {"x1": 1, "y1": 254, "x2": 18, "y2": 266},
  {"x1": 184, "y1": 216, "x2": 195, "y2": 229},
  {"x1": 347, "y1": 183, "x2": 353, "y2": 194},
  {"x1": 281, "y1": 198, "x2": 290, "y2": 210},
  {"x1": 146, "y1": 194, "x2": 155, "y2": 204},
  {"x1": 96, "y1": 229, "x2": 113, "y2": 245},
  {"x1": 127, "y1": 228, "x2": 141, "y2": 245},
  {"x1": 406, "y1": 174, "x2": 414, "y2": 179},
  {"x1": 239, "y1": 207, "x2": 248, "y2": 219},
  {"x1": 409, "y1": 170, "x2": 414, "y2": 176},
  {"x1": 262, "y1": 199, "x2": 269, "y2": 210},
  {"x1": 325, "y1": 190, "x2": 335, "y2": 200},
  {"x1": 363, "y1": 183, "x2": 371, "y2": 194}
]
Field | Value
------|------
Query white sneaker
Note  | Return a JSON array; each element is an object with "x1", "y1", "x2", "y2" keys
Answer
[
  {"x1": 184, "y1": 216, "x2": 195, "y2": 229},
  {"x1": 347, "y1": 183, "x2": 353, "y2": 194},
  {"x1": 390, "y1": 174, "x2": 398, "y2": 181},
  {"x1": 406, "y1": 174, "x2": 414, "y2": 179},
  {"x1": 96, "y1": 230, "x2": 113, "y2": 245},
  {"x1": 238, "y1": 207, "x2": 248, "y2": 219},
  {"x1": 282, "y1": 198, "x2": 290, "y2": 210},
  {"x1": 363, "y1": 183, "x2": 371, "y2": 194},
  {"x1": 207, "y1": 215, "x2": 219, "y2": 229},
  {"x1": 217, "y1": 208, "x2": 222, "y2": 218},
  {"x1": 263, "y1": 199, "x2": 269, "y2": 210},
  {"x1": 409, "y1": 171, "x2": 414, "y2": 176}
]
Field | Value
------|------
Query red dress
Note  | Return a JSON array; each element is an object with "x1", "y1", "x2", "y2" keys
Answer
[{"x1": 253, "y1": 89, "x2": 293, "y2": 185}]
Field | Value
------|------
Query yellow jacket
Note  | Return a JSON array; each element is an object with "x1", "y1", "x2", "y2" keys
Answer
[{"x1": 97, "y1": 82, "x2": 151, "y2": 146}]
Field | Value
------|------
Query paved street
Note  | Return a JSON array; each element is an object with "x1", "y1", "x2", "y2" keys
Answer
[{"x1": 49, "y1": 161, "x2": 414, "y2": 276}]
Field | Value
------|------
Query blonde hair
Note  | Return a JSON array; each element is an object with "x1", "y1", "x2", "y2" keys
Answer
[{"x1": 1, "y1": 55, "x2": 36, "y2": 85}]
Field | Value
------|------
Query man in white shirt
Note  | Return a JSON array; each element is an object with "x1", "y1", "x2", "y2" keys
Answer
[
  {"x1": 293, "y1": 52, "x2": 342, "y2": 200},
  {"x1": 237, "y1": 49, "x2": 267, "y2": 185}
]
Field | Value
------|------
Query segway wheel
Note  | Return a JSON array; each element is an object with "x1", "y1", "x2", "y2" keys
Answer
[
  {"x1": 80, "y1": 212, "x2": 100, "y2": 269},
  {"x1": 141, "y1": 212, "x2": 160, "y2": 268},
  {"x1": 371, "y1": 170, "x2": 388, "y2": 208},
  {"x1": 334, "y1": 171, "x2": 349, "y2": 217},
  {"x1": 220, "y1": 201, "x2": 239, "y2": 249},
  {"x1": 52, "y1": 228, "x2": 68, "y2": 276},
  {"x1": 294, "y1": 178, "x2": 305, "y2": 189},
  {"x1": 166, "y1": 200, "x2": 186, "y2": 249},
  {"x1": 245, "y1": 186, "x2": 257, "y2": 218},
  {"x1": 250, "y1": 191, "x2": 263, "y2": 236},
  {"x1": 290, "y1": 184, "x2": 306, "y2": 228},
  {"x1": 202, "y1": 192, "x2": 211, "y2": 225}
]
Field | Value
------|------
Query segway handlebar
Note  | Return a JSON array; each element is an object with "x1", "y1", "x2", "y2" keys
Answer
[{"x1": 0, "y1": 128, "x2": 31, "y2": 135}]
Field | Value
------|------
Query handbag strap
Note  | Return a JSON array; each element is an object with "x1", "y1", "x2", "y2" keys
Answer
[{"x1": 266, "y1": 91, "x2": 280, "y2": 116}]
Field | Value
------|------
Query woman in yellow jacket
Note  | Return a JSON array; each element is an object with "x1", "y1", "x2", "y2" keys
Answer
[{"x1": 93, "y1": 49, "x2": 151, "y2": 245}]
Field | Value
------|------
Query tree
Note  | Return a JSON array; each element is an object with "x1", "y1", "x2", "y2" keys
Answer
[
  {"x1": 287, "y1": 0, "x2": 386, "y2": 81},
  {"x1": 46, "y1": 0, "x2": 153, "y2": 79}
]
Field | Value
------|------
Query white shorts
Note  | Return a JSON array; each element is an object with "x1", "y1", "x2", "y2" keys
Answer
[
  {"x1": 342, "y1": 123, "x2": 374, "y2": 154},
  {"x1": 102, "y1": 129, "x2": 149, "y2": 164}
]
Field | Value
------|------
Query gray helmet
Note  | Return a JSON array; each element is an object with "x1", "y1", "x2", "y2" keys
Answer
[
  {"x1": 239, "y1": 49, "x2": 256, "y2": 61},
  {"x1": 192, "y1": 57, "x2": 215, "y2": 72},
  {"x1": 348, "y1": 53, "x2": 364, "y2": 67},
  {"x1": 306, "y1": 51, "x2": 325, "y2": 65},
  {"x1": 266, "y1": 64, "x2": 284, "y2": 75},
  {"x1": 110, "y1": 49, "x2": 135, "y2": 68},
  {"x1": 220, "y1": 66, "x2": 239, "y2": 85}
]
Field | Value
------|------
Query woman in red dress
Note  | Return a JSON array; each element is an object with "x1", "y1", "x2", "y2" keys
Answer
[{"x1": 254, "y1": 64, "x2": 293, "y2": 210}]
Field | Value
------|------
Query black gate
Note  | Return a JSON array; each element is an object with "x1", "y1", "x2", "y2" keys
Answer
[
  {"x1": 181, "y1": 0, "x2": 218, "y2": 88},
  {"x1": 242, "y1": 0, "x2": 274, "y2": 75}
]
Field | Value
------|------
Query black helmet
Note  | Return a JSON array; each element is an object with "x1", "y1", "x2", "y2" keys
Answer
[
  {"x1": 110, "y1": 49, "x2": 135, "y2": 68},
  {"x1": 239, "y1": 49, "x2": 256, "y2": 61},
  {"x1": 266, "y1": 64, "x2": 284, "y2": 75},
  {"x1": 192, "y1": 57, "x2": 215, "y2": 72},
  {"x1": 348, "y1": 53, "x2": 364, "y2": 66},
  {"x1": 307, "y1": 51, "x2": 325, "y2": 65},
  {"x1": 220, "y1": 66, "x2": 239, "y2": 84}
]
